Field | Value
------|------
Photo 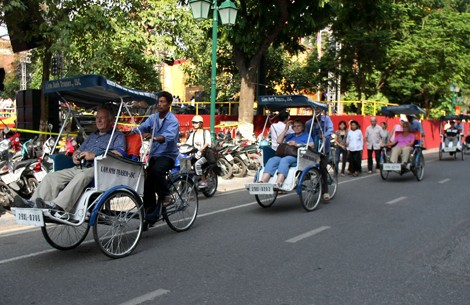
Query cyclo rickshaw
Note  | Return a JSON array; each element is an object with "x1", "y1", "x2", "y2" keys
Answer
[
  {"x1": 379, "y1": 104, "x2": 426, "y2": 181},
  {"x1": 246, "y1": 95, "x2": 338, "y2": 211},
  {"x1": 11, "y1": 74, "x2": 198, "y2": 258},
  {"x1": 438, "y1": 114, "x2": 469, "y2": 161}
]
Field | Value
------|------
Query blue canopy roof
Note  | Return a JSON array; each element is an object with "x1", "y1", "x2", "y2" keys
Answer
[
  {"x1": 43, "y1": 74, "x2": 158, "y2": 106},
  {"x1": 258, "y1": 95, "x2": 328, "y2": 112},
  {"x1": 439, "y1": 114, "x2": 470, "y2": 121},
  {"x1": 381, "y1": 104, "x2": 426, "y2": 117}
]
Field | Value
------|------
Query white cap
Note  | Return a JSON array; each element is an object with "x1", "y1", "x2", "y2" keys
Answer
[{"x1": 400, "y1": 114, "x2": 408, "y2": 122}]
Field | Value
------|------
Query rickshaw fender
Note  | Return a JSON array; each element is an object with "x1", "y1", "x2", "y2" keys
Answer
[
  {"x1": 296, "y1": 164, "x2": 318, "y2": 195},
  {"x1": 89, "y1": 185, "x2": 143, "y2": 226}
]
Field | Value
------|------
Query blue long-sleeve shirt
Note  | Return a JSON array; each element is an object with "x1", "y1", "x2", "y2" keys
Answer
[
  {"x1": 136, "y1": 111, "x2": 180, "y2": 160},
  {"x1": 306, "y1": 115, "x2": 334, "y2": 153}
]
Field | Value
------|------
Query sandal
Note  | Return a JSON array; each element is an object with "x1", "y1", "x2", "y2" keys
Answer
[{"x1": 162, "y1": 195, "x2": 174, "y2": 207}]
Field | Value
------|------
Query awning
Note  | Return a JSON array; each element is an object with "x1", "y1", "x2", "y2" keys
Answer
[{"x1": 43, "y1": 74, "x2": 158, "y2": 106}]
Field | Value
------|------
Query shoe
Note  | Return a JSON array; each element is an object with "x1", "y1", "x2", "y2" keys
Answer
[
  {"x1": 368, "y1": 170, "x2": 372, "y2": 174},
  {"x1": 274, "y1": 182, "x2": 283, "y2": 189},
  {"x1": 340, "y1": 173, "x2": 345, "y2": 177},
  {"x1": 36, "y1": 198, "x2": 60, "y2": 210},
  {"x1": 322, "y1": 193, "x2": 331, "y2": 201},
  {"x1": 12, "y1": 195, "x2": 35, "y2": 208},
  {"x1": 162, "y1": 195, "x2": 175, "y2": 207},
  {"x1": 198, "y1": 181, "x2": 208, "y2": 188}
]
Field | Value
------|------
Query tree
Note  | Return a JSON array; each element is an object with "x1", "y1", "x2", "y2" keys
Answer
[{"x1": 382, "y1": 6, "x2": 470, "y2": 117}]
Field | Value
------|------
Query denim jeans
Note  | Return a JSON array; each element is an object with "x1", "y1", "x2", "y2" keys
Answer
[
  {"x1": 263, "y1": 155, "x2": 297, "y2": 177},
  {"x1": 335, "y1": 147, "x2": 348, "y2": 174}
]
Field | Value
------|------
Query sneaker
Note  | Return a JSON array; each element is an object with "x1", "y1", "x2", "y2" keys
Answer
[
  {"x1": 368, "y1": 170, "x2": 372, "y2": 174},
  {"x1": 12, "y1": 195, "x2": 35, "y2": 208},
  {"x1": 36, "y1": 198, "x2": 62, "y2": 210},
  {"x1": 197, "y1": 181, "x2": 208, "y2": 188},
  {"x1": 322, "y1": 193, "x2": 331, "y2": 201}
]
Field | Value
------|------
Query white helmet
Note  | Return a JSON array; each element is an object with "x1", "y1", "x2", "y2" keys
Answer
[{"x1": 192, "y1": 115, "x2": 204, "y2": 124}]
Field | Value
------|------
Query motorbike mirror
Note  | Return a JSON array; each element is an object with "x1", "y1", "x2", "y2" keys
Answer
[{"x1": 3, "y1": 126, "x2": 10, "y2": 134}]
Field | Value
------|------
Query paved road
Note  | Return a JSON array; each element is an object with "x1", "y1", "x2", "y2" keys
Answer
[{"x1": 1, "y1": 151, "x2": 469, "y2": 305}]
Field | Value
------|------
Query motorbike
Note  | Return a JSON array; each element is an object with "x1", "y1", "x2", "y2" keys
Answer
[
  {"x1": 0, "y1": 137, "x2": 42, "y2": 199},
  {"x1": 172, "y1": 144, "x2": 219, "y2": 198}
]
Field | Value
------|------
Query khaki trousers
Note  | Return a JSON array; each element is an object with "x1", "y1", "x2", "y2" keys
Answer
[
  {"x1": 31, "y1": 167, "x2": 94, "y2": 211},
  {"x1": 390, "y1": 146, "x2": 413, "y2": 163}
]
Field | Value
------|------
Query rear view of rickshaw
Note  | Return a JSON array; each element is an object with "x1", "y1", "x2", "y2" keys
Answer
[
  {"x1": 246, "y1": 95, "x2": 338, "y2": 211},
  {"x1": 379, "y1": 105, "x2": 426, "y2": 181},
  {"x1": 11, "y1": 75, "x2": 198, "y2": 258},
  {"x1": 438, "y1": 114, "x2": 468, "y2": 161}
]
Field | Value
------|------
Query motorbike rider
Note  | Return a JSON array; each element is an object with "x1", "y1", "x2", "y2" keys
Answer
[{"x1": 185, "y1": 115, "x2": 212, "y2": 188}]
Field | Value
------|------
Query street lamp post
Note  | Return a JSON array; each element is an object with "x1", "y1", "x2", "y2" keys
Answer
[
  {"x1": 450, "y1": 83, "x2": 460, "y2": 115},
  {"x1": 190, "y1": 0, "x2": 238, "y2": 140}
]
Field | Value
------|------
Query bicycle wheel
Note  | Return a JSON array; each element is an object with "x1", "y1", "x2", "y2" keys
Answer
[
  {"x1": 379, "y1": 150, "x2": 389, "y2": 180},
  {"x1": 232, "y1": 156, "x2": 247, "y2": 177},
  {"x1": 255, "y1": 191, "x2": 278, "y2": 208},
  {"x1": 93, "y1": 191, "x2": 144, "y2": 259},
  {"x1": 326, "y1": 162, "x2": 338, "y2": 199},
  {"x1": 202, "y1": 166, "x2": 218, "y2": 198},
  {"x1": 217, "y1": 158, "x2": 233, "y2": 179},
  {"x1": 414, "y1": 153, "x2": 425, "y2": 181},
  {"x1": 164, "y1": 176, "x2": 198, "y2": 232},
  {"x1": 42, "y1": 220, "x2": 90, "y2": 250},
  {"x1": 299, "y1": 168, "x2": 322, "y2": 212}
]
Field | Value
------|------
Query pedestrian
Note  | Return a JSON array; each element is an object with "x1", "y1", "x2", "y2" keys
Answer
[
  {"x1": 269, "y1": 111, "x2": 293, "y2": 150},
  {"x1": 346, "y1": 120, "x2": 363, "y2": 177},
  {"x1": 365, "y1": 116, "x2": 383, "y2": 173},
  {"x1": 334, "y1": 120, "x2": 348, "y2": 176},
  {"x1": 380, "y1": 122, "x2": 390, "y2": 145}
]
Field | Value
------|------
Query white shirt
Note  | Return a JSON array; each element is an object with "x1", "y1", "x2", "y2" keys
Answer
[
  {"x1": 269, "y1": 122, "x2": 293, "y2": 150},
  {"x1": 186, "y1": 129, "x2": 211, "y2": 149},
  {"x1": 365, "y1": 124, "x2": 383, "y2": 150},
  {"x1": 347, "y1": 129, "x2": 364, "y2": 151}
]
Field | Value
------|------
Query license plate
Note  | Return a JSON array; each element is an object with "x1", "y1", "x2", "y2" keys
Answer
[
  {"x1": 1, "y1": 172, "x2": 18, "y2": 184},
  {"x1": 382, "y1": 163, "x2": 401, "y2": 171},
  {"x1": 14, "y1": 208, "x2": 44, "y2": 227},
  {"x1": 239, "y1": 154, "x2": 248, "y2": 160},
  {"x1": 34, "y1": 170, "x2": 47, "y2": 181},
  {"x1": 248, "y1": 183, "x2": 273, "y2": 195},
  {"x1": 225, "y1": 154, "x2": 234, "y2": 162}
]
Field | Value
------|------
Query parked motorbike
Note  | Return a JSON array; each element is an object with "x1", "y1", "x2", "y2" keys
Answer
[{"x1": 0, "y1": 137, "x2": 41, "y2": 198}]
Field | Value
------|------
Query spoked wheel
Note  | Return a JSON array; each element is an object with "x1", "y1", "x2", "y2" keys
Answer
[
  {"x1": 217, "y1": 158, "x2": 233, "y2": 180},
  {"x1": 255, "y1": 191, "x2": 278, "y2": 208},
  {"x1": 326, "y1": 162, "x2": 338, "y2": 199},
  {"x1": 379, "y1": 150, "x2": 389, "y2": 180},
  {"x1": 42, "y1": 220, "x2": 90, "y2": 251},
  {"x1": 164, "y1": 176, "x2": 198, "y2": 232},
  {"x1": 232, "y1": 156, "x2": 247, "y2": 177},
  {"x1": 202, "y1": 167, "x2": 218, "y2": 198},
  {"x1": 299, "y1": 168, "x2": 322, "y2": 212},
  {"x1": 93, "y1": 191, "x2": 144, "y2": 259},
  {"x1": 414, "y1": 153, "x2": 425, "y2": 181}
]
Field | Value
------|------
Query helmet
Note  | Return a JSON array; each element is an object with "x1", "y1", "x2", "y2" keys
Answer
[{"x1": 192, "y1": 115, "x2": 203, "y2": 123}]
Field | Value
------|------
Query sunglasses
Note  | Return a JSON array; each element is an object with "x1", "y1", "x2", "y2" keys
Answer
[{"x1": 192, "y1": 121, "x2": 201, "y2": 124}]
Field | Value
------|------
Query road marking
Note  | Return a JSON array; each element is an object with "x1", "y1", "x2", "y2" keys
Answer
[
  {"x1": 438, "y1": 178, "x2": 451, "y2": 184},
  {"x1": 118, "y1": 289, "x2": 170, "y2": 305},
  {"x1": 386, "y1": 196, "x2": 407, "y2": 204},
  {"x1": 285, "y1": 226, "x2": 331, "y2": 243},
  {"x1": 0, "y1": 248, "x2": 57, "y2": 264}
]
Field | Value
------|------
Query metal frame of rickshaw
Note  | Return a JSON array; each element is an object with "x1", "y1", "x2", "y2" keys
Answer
[
  {"x1": 379, "y1": 104, "x2": 426, "y2": 181},
  {"x1": 438, "y1": 114, "x2": 470, "y2": 161},
  {"x1": 246, "y1": 95, "x2": 338, "y2": 212},
  {"x1": 11, "y1": 74, "x2": 198, "y2": 258}
]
